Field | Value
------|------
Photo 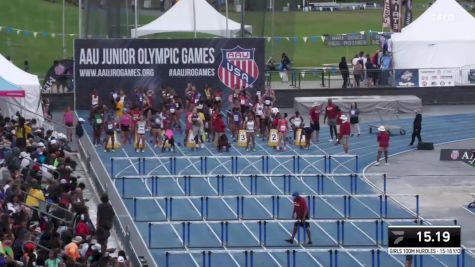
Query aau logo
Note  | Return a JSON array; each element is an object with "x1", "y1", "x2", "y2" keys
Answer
[
  {"x1": 218, "y1": 46, "x2": 259, "y2": 89},
  {"x1": 450, "y1": 150, "x2": 459, "y2": 160}
]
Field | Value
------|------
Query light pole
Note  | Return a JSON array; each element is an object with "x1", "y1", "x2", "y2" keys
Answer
[
  {"x1": 78, "y1": 0, "x2": 82, "y2": 38},
  {"x1": 240, "y1": 0, "x2": 245, "y2": 38},
  {"x1": 62, "y1": 0, "x2": 66, "y2": 58},
  {"x1": 134, "y1": 0, "x2": 138, "y2": 38},
  {"x1": 225, "y1": 0, "x2": 229, "y2": 37}
]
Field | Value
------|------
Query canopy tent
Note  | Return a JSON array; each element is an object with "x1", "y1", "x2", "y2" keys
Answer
[
  {"x1": 131, "y1": 0, "x2": 252, "y2": 38},
  {"x1": 0, "y1": 54, "x2": 43, "y2": 123},
  {"x1": 0, "y1": 77, "x2": 25, "y2": 97},
  {"x1": 391, "y1": 0, "x2": 475, "y2": 69}
]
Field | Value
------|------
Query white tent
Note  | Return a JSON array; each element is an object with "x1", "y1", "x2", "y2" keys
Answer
[
  {"x1": 0, "y1": 54, "x2": 44, "y2": 123},
  {"x1": 131, "y1": 0, "x2": 252, "y2": 38},
  {"x1": 391, "y1": 0, "x2": 475, "y2": 69}
]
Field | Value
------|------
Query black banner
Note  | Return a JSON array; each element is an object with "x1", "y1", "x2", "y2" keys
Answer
[
  {"x1": 42, "y1": 59, "x2": 74, "y2": 93},
  {"x1": 74, "y1": 38, "x2": 265, "y2": 110},
  {"x1": 324, "y1": 34, "x2": 368, "y2": 47},
  {"x1": 440, "y1": 149, "x2": 475, "y2": 164},
  {"x1": 395, "y1": 69, "x2": 418, "y2": 87},
  {"x1": 389, "y1": 0, "x2": 402, "y2": 32}
]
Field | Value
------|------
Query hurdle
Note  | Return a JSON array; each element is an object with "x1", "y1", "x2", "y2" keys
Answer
[
  {"x1": 128, "y1": 194, "x2": 426, "y2": 222},
  {"x1": 113, "y1": 173, "x2": 388, "y2": 197},
  {"x1": 164, "y1": 248, "x2": 393, "y2": 267},
  {"x1": 327, "y1": 154, "x2": 359, "y2": 174},
  {"x1": 111, "y1": 155, "x2": 330, "y2": 176}
]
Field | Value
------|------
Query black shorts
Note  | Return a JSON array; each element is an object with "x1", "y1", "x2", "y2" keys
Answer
[
  {"x1": 310, "y1": 122, "x2": 320, "y2": 132},
  {"x1": 294, "y1": 215, "x2": 310, "y2": 228},
  {"x1": 121, "y1": 125, "x2": 129, "y2": 132},
  {"x1": 106, "y1": 131, "x2": 114, "y2": 136}
]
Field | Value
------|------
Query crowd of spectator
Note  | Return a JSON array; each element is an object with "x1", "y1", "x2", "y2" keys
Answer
[{"x1": 0, "y1": 112, "x2": 128, "y2": 266}]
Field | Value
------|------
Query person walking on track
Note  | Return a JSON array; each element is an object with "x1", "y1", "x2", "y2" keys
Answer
[
  {"x1": 409, "y1": 112, "x2": 422, "y2": 146},
  {"x1": 285, "y1": 192, "x2": 312, "y2": 245},
  {"x1": 323, "y1": 98, "x2": 338, "y2": 142},
  {"x1": 308, "y1": 102, "x2": 321, "y2": 143},
  {"x1": 339, "y1": 115, "x2": 351, "y2": 154},
  {"x1": 375, "y1": 126, "x2": 390, "y2": 166}
]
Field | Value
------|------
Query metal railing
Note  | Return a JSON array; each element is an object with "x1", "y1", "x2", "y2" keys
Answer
[{"x1": 266, "y1": 66, "x2": 475, "y2": 89}]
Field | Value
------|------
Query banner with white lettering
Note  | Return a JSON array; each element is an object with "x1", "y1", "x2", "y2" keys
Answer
[
  {"x1": 440, "y1": 149, "x2": 475, "y2": 164},
  {"x1": 74, "y1": 38, "x2": 265, "y2": 110},
  {"x1": 389, "y1": 0, "x2": 402, "y2": 32}
]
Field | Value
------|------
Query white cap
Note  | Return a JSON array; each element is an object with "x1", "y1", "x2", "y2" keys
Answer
[
  {"x1": 340, "y1": 115, "x2": 348, "y2": 121},
  {"x1": 78, "y1": 118, "x2": 85, "y2": 122},
  {"x1": 118, "y1": 256, "x2": 125, "y2": 263},
  {"x1": 19, "y1": 151, "x2": 29, "y2": 158},
  {"x1": 37, "y1": 142, "x2": 45, "y2": 147},
  {"x1": 314, "y1": 102, "x2": 320, "y2": 106},
  {"x1": 378, "y1": 126, "x2": 386, "y2": 132},
  {"x1": 50, "y1": 139, "x2": 57, "y2": 145}
]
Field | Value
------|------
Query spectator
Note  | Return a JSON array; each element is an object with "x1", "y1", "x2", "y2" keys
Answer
[
  {"x1": 23, "y1": 60, "x2": 30, "y2": 72},
  {"x1": 75, "y1": 118, "x2": 85, "y2": 140},
  {"x1": 64, "y1": 236, "x2": 82, "y2": 261},
  {"x1": 353, "y1": 59, "x2": 364, "y2": 87},
  {"x1": 280, "y1": 53, "x2": 291, "y2": 82},
  {"x1": 63, "y1": 106, "x2": 74, "y2": 142},
  {"x1": 339, "y1": 57, "x2": 349, "y2": 88},
  {"x1": 97, "y1": 194, "x2": 115, "y2": 232}
]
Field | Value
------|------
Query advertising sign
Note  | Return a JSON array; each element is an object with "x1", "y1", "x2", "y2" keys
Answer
[
  {"x1": 74, "y1": 38, "x2": 265, "y2": 110},
  {"x1": 418, "y1": 69, "x2": 458, "y2": 87}
]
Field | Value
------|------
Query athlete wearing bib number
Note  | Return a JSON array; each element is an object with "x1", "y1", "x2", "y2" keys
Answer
[
  {"x1": 289, "y1": 111, "x2": 304, "y2": 141},
  {"x1": 276, "y1": 114, "x2": 289, "y2": 151},
  {"x1": 135, "y1": 117, "x2": 146, "y2": 152},
  {"x1": 229, "y1": 108, "x2": 242, "y2": 141},
  {"x1": 92, "y1": 111, "x2": 103, "y2": 147},
  {"x1": 104, "y1": 118, "x2": 116, "y2": 152},
  {"x1": 244, "y1": 112, "x2": 257, "y2": 152},
  {"x1": 151, "y1": 112, "x2": 164, "y2": 148},
  {"x1": 254, "y1": 101, "x2": 265, "y2": 138},
  {"x1": 120, "y1": 112, "x2": 131, "y2": 145}
]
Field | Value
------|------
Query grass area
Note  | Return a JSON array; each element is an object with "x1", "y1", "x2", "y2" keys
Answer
[
  {"x1": 0, "y1": 0, "x2": 78, "y2": 77},
  {"x1": 1, "y1": 0, "x2": 474, "y2": 77}
]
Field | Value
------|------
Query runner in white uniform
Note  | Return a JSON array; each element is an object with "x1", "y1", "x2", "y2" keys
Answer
[
  {"x1": 254, "y1": 101, "x2": 265, "y2": 138},
  {"x1": 289, "y1": 111, "x2": 304, "y2": 140},
  {"x1": 245, "y1": 112, "x2": 257, "y2": 152},
  {"x1": 135, "y1": 116, "x2": 147, "y2": 152}
]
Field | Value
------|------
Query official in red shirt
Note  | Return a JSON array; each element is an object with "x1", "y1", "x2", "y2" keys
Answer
[
  {"x1": 338, "y1": 115, "x2": 351, "y2": 154},
  {"x1": 308, "y1": 102, "x2": 321, "y2": 142},
  {"x1": 285, "y1": 192, "x2": 313, "y2": 245},
  {"x1": 323, "y1": 98, "x2": 338, "y2": 141},
  {"x1": 376, "y1": 126, "x2": 390, "y2": 165}
]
